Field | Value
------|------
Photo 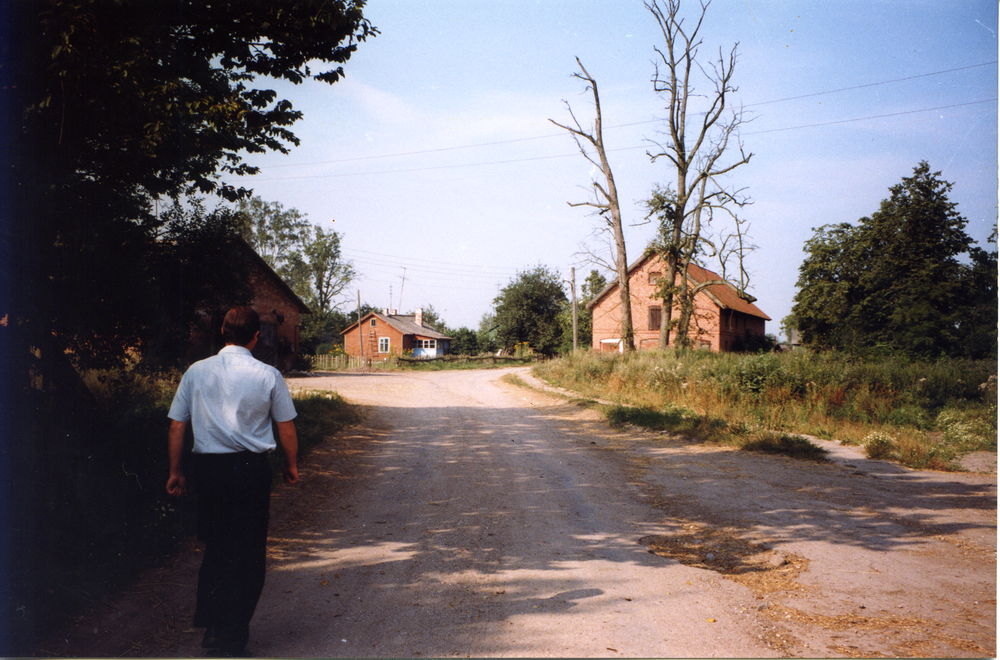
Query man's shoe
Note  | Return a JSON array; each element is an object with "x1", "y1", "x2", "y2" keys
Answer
[{"x1": 202, "y1": 627, "x2": 223, "y2": 649}]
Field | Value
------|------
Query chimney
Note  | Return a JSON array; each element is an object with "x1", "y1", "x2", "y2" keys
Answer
[{"x1": 415, "y1": 307, "x2": 423, "y2": 327}]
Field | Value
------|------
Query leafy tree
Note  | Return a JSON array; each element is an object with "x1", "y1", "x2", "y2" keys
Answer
[
  {"x1": 792, "y1": 162, "x2": 994, "y2": 358},
  {"x1": 494, "y1": 266, "x2": 568, "y2": 356},
  {"x1": 448, "y1": 328, "x2": 480, "y2": 356},
  {"x1": 3, "y1": 0, "x2": 375, "y2": 383},
  {"x1": 477, "y1": 313, "x2": 499, "y2": 354},
  {"x1": 957, "y1": 230, "x2": 998, "y2": 359},
  {"x1": 578, "y1": 269, "x2": 607, "y2": 349},
  {"x1": 238, "y1": 197, "x2": 357, "y2": 351},
  {"x1": 238, "y1": 197, "x2": 312, "y2": 273}
]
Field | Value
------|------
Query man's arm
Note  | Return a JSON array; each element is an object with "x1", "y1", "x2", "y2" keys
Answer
[
  {"x1": 166, "y1": 419, "x2": 187, "y2": 496},
  {"x1": 276, "y1": 420, "x2": 299, "y2": 484}
]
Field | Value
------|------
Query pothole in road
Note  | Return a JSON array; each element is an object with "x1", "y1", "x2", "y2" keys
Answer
[{"x1": 638, "y1": 523, "x2": 808, "y2": 596}]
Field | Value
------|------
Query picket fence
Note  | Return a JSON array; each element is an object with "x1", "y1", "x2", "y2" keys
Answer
[{"x1": 310, "y1": 354, "x2": 398, "y2": 371}]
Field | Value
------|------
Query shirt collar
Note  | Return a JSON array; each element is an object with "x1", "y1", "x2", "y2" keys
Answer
[{"x1": 220, "y1": 345, "x2": 253, "y2": 356}]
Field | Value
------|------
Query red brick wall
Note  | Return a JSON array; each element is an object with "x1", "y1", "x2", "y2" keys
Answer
[
  {"x1": 343, "y1": 315, "x2": 405, "y2": 358},
  {"x1": 245, "y1": 268, "x2": 304, "y2": 370},
  {"x1": 591, "y1": 254, "x2": 760, "y2": 352}
]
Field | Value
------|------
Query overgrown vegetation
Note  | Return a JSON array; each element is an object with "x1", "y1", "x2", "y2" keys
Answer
[
  {"x1": 535, "y1": 350, "x2": 996, "y2": 469},
  {"x1": 8, "y1": 367, "x2": 360, "y2": 655}
]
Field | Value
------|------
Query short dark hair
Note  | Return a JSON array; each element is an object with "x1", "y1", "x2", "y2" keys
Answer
[{"x1": 222, "y1": 306, "x2": 260, "y2": 346}]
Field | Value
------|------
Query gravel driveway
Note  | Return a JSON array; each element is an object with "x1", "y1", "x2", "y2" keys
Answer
[{"x1": 43, "y1": 367, "x2": 996, "y2": 657}]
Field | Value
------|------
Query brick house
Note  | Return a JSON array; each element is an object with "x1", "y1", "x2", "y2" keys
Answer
[
  {"x1": 186, "y1": 239, "x2": 310, "y2": 370},
  {"x1": 342, "y1": 308, "x2": 451, "y2": 359},
  {"x1": 588, "y1": 250, "x2": 770, "y2": 352}
]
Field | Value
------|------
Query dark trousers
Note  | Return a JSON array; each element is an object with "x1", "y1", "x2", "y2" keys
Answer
[{"x1": 192, "y1": 451, "x2": 272, "y2": 648}]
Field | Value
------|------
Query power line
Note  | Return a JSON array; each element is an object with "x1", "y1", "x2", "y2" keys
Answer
[
  {"x1": 744, "y1": 98, "x2": 997, "y2": 136},
  {"x1": 247, "y1": 98, "x2": 994, "y2": 182},
  {"x1": 255, "y1": 61, "x2": 997, "y2": 169},
  {"x1": 344, "y1": 247, "x2": 520, "y2": 274},
  {"x1": 744, "y1": 61, "x2": 997, "y2": 108}
]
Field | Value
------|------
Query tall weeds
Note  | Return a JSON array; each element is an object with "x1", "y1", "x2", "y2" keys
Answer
[{"x1": 536, "y1": 350, "x2": 996, "y2": 469}]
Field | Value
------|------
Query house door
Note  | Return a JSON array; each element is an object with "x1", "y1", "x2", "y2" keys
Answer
[{"x1": 254, "y1": 322, "x2": 278, "y2": 366}]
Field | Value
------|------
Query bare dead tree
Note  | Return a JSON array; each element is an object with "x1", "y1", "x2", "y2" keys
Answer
[
  {"x1": 550, "y1": 58, "x2": 635, "y2": 352},
  {"x1": 645, "y1": 0, "x2": 754, "y2": 349}
]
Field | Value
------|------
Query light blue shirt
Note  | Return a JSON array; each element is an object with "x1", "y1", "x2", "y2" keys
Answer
[{"x1": 168, "y1": 345, "x2": 297, "y2": 454}]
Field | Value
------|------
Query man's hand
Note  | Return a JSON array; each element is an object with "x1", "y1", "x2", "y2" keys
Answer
[
  {"x1": 276, "y1": 420, "x2": 299, "y2": 485},
  {"x1": 166, "y1": 472, "x2": 187, "y2": 497},
  {"x1": 166, "y1": 419, "x2": 188, "y2": 497}
]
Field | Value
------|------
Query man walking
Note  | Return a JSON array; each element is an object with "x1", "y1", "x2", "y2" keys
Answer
[{"x1": 166, "y1": 306, "x2": 299, "y2": 657}]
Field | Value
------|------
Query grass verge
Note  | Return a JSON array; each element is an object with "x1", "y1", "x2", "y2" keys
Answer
[{"x1": 533, "y1": 350, "x2": 995, "y2": 469}]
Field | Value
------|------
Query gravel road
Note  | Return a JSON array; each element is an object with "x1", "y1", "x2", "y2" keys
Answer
[{"x1": 44, "y1": 367, "x2": 996, "y2": 657}]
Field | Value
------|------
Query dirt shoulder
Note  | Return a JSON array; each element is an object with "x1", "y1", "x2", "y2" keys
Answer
[{"x1": 516, "y1": 368, "x2": 997, "y2": 657}]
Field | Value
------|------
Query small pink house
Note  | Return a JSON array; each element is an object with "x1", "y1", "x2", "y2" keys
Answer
[{"x1": 588, "y1": 251, "x2": 770, "y2": 352}]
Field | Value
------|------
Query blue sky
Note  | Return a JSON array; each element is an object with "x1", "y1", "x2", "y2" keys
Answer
[{"x1": 223, "y1": 0, "x2": 998, "y2": 334}]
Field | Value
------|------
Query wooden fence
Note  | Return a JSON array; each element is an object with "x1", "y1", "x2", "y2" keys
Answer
[
  {"x1": 310, "y1": 354, "x2": 398, "y2": 371},
  {"x1": 310, "y1": 353, "x2": 541, "y2": 371}
]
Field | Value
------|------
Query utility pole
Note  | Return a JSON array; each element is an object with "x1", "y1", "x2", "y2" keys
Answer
[
  {"x1": 571, "y1": 267, "x2": 578, "y2": 351},
  {"x1": 357, "y1": 290, "x2": 363, "y2": 360},
  {"x1": 398, "y1": 267, "x2": 406, "y2": 310}
]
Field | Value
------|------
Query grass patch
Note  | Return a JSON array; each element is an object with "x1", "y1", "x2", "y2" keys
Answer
[
  {"x1": 278, "y1": 389, "x2": 363, "y2": 480},
  {"x1": 400, "y1": 355, "x2": 536, "y2": 371},
  {"x1": 535, "y1": 350, "x2": 996, "y2": 470},
  {"x1": 739, "y1": 431, "x2": 829, "y2": 461}
]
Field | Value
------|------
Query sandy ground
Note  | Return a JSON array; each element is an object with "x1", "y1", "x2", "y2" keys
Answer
[{"x1": 39, "y1": 367, "x2": 996, "y2": 657}]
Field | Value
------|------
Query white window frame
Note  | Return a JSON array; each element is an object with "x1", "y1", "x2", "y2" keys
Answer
[
  {"x1": 378, "y1": 337, "x2": 390, "y2": 353},
  {"x1": 419, "y1": 339, "x2": 437, "y2": 350}
]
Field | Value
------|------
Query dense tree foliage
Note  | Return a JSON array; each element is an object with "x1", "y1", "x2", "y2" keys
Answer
[
  {"x1": 792, "y1": 162, "x2": 996, "y2": 359},
  {"x1": 477, "y1": 313, "x2": 499, "y2": 354},
  {"x1": 448, "y1": 328, "x2": 481, "y2": 356},
  {"x1": 494, "y1": 266, "x2": 568, "y2": 356},
  {"x1": 2, "y1": 0, "x2": 375, "y2": 380}
]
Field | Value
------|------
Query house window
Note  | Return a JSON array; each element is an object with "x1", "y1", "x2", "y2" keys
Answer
[
  {"x1": 648, "y1": 306, "x2": 662, "y2": 331},
  {"x1": 648, "y1": 271, "x2": 661, "y2": 285},
  {"x1": 418, "y1": 339, "x2": 436, "y2": 350},
  {"x1": 378, "y1": 337, "x2": 390, "y2": 353},
  {"x1": 370, "y1": 319, "x2": 377, "y2": 327}
]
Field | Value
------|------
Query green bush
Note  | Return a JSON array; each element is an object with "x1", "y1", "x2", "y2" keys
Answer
[
  {"x1": 936, "y1": 407, "x2": 997, "y2": 452},
  {"x1": 862, "y1": 431, "x2": 898, "y2": 459}
]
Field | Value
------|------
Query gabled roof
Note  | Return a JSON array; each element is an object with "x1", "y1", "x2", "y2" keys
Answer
[
  {"x1": 588, "y1": 249, "x2": 770, "y2": 320},
  {"x1": 236, "y1": 238, "x2": 311, "y2": 315},
  {"x1": 341, "y1": 312, "x2": 453, "y2": 339}
]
